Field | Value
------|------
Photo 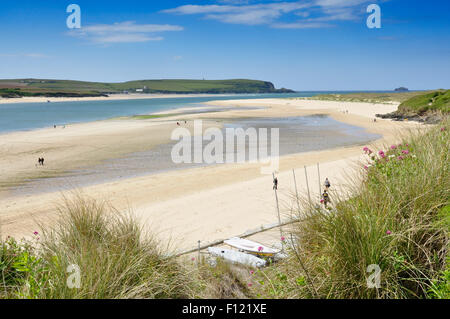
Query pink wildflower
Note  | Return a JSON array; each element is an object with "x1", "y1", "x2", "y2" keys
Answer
[
  {"x1": 248, "y1": 283, "x2": 253, "y2": 287},
  {"x1": 281, "y1": 236, "x2": 286, "y2": 242},
  {"x1": 402, "y1": 150, "x2": 409, "y2": 155},
  {"x1": 364, "y1": 165, "x2": 368, "y2": 170},
  {"x1": 390, "y1": 145, "x2": 397, "y2": 150},
  {"x1": 398, "y1": 156, "x2": 404, "y2": 160},
  {"x1": 33, "y1": 231, "x2": 39, "y2": 236},
  {"x1": 378, "y1": 150, "x2": 386, "y2": 158},
  {"x1": 250, "y1": 270, "x2": 255, "y2": 275},
  {"x1": 386, "y1": 230, "x2": 392, "y2": 235},
  {"x1": 441, "y1": 127, "x2": 446, "y2": 132},
  {"x1": 258, "y1": 246, "x2": 264, "y2": 252}
]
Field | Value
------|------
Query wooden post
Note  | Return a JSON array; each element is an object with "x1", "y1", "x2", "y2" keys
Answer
[
  {"x1": 292, "y1": 169, "x2": 301, "y2": 213},
  {"x1": 272, "y1": 173, "x2": 283, "y2": 239},
  {"x1": 317, "y1": 163, "x2": 321, "y2": 201},
  {"x1": 197, "y1": 240, "x2": 201, "y2": 264},
  {"x1": 304, "y1": 166, "x2": 312, "y2": 208}
]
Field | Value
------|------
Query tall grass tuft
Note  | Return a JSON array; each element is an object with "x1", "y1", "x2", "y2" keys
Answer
[
  {"x1": 1, "y1": 195, "x2": 196, "y2": 299},
  {"x1": 257, "y1": 119, "x2": 449, "y2": 299}
]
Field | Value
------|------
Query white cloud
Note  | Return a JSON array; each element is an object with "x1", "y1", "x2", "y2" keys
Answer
[
  {"x1": 163, "y1": 2, "x2": 311, "y2": 25},
  {"x1": 163, "y1": 0, "x2": 378, "y2": 28},
  {"x1": 68, "y1": 21, "x2": 183, "y2": 44},
  {"x1": 272, "y1": 21, "x2": 334, "y2": 29}
]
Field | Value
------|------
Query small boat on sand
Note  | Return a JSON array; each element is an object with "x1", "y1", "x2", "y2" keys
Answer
[
  {"x1": 208, "y1": 247, "x2": 266, "y2": 268},
  {"x1": 224, "y1": 237, "x2": 279, "y2": 257}
]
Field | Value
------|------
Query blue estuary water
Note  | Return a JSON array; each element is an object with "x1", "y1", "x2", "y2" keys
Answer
[
  {"x1": 0, "y1": 93, "x2": 318, "y2": 133},
  {"x1": 12, "y1": 115, "x2": 380, "y2": 196}
]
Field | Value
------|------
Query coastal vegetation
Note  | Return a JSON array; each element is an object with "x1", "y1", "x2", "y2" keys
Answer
[
  {"x1": 377, "y1": 90, "x2": 449, "y2": 123},
  {"x1": 0, "y1": 79, "x2": 294, "y2": 98},
  {"x1": 1, "y1": 118, "x2": 448, "y2": 299},
  {"x1": 397, "y1": 90, "x2": 450, "y2": 114},
  {"x1": 0, "y1": 196, "x2": 196, "y2": 299},
  {"x1": 253, "y1": 118, "x2": 449, "y2": 298},
  {"x1": 302, "y1": 89, "x2": 449, "y2": 123},
  {"x1": 303, "y1": 91, "x2": 428, "y2": 104}
]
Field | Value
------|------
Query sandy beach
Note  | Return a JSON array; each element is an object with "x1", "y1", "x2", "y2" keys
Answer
[
  {"x1": 0, "y1": 98, "x2": 424, "y2": 251},
  {"x1": 0, "y1": 93, "x2": 238, "y2": 105}
]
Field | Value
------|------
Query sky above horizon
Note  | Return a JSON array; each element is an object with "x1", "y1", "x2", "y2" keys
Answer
[{"x1": 0, "y1": 0, "x2": 449, "y2": 91}]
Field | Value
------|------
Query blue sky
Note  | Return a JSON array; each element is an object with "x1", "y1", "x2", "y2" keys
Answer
[{"x1": 0, "y1": 0, "x2": 449, "y2": 90}]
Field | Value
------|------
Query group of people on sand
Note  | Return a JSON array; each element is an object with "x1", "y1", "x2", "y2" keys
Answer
[
  {"x1": 176, "y1": 121, "x2": 187, "y2": 126},
  {"x1": 272, "y1": 174, "x2": 331, "y2": 208},
  {"x1": 322, "y1": 177, "x2": 331, "y2": 208}
]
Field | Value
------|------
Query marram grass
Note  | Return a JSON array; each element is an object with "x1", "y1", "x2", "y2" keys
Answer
[{"x1": 1, "y1": 195, "x2": 196, "y2": 299}]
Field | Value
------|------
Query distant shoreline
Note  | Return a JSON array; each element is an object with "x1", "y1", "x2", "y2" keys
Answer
[{"x1": 0, "y1": 93, "x2": 241, "y2": 105}]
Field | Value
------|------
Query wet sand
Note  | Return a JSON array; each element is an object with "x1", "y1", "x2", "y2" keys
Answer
[
  {"x1": 8, "y1": 115, "x2": 379, "y2": 197},
  {"x1": 0, "y1": 93, "x2": 235, "y2": 105}
]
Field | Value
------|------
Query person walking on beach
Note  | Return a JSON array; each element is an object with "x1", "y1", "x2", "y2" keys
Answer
[
  {"x1": 322, "y1": 190, "x2": 330, "y2": 208},
  {"x1": 324, "y1": 177, "x2": 331, "y2": 190},
  {"x1": 273, "y1": 176, "x2": 278, "y2": 190}
]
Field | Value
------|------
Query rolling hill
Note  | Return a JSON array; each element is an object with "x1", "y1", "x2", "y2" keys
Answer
[{"x1": 0, "y1": 79, "x2": 295, "y2": 98}]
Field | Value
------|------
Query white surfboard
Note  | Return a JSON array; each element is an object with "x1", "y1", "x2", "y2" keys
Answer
[
  {"x1": 224, "y1": 237, "x2": 279, "y2": 257},
  {"x1": 208, "y1": 247, "x2": 266, "y2": 268}
]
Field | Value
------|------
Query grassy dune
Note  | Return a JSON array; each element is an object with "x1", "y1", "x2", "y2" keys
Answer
[
  {"x1": 0, "y1": 196, "x2": 196, "y2": 299},
  {"x1": 305, "y1": 91, "x2": 428, "y2": 104},
  {"x1": 398, "y1": 90, "x2": 450, "y2": 114},
  {"x1": 254, "y1": 119, "x2": 449, "y2": 299}
]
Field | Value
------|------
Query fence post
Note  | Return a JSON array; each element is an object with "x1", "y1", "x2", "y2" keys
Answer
[
  {"x1": 304, "y1": 166, "x2": 312, "y2": 208},
  {"x1": 292, "y1": 169, "x2": 301, "y2": 213},
  {"x1": 317, "y1": 163, "x2": 321, "y2": 201}
]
